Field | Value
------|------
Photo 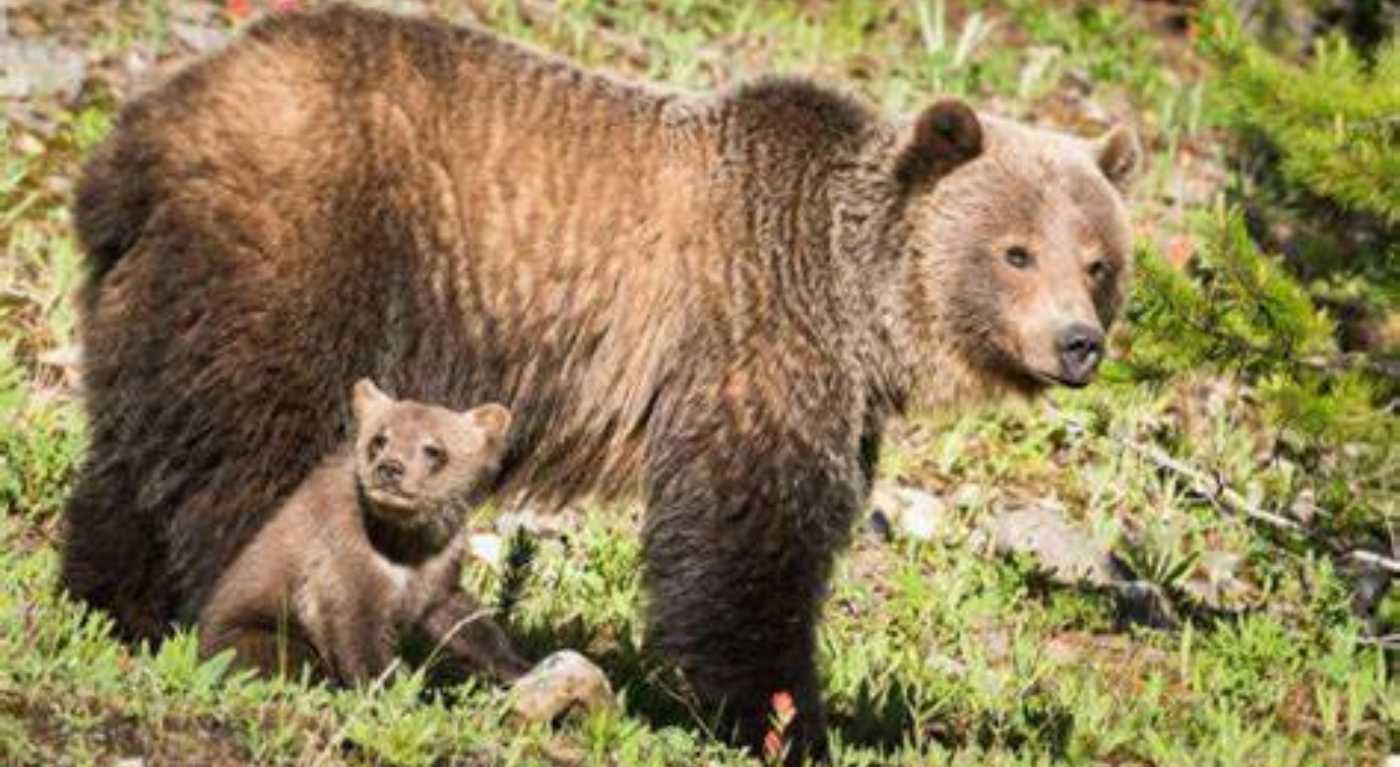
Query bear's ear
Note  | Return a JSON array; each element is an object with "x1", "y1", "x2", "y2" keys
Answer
[
  {"x1": 351, "y1": 378, "x2": 392, "y2": 426},
  {"x1": 465, "y1": 402, "x2": 512, "y2": 440},
  {"x1": 895, "y1": 98, "x2": 984, "y2": 186},
  {"x1": 1093, "y1": 124, "x2": 1142, "y2": 194}
]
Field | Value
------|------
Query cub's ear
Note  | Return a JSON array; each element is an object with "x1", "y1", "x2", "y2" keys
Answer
[
  {"x1": 895, "y1": 98, "x2": 984, "y2": 186},
  {"x1": 466, "y1": 403, "x2": 512, "y2": 440},
  {"x1": 1093, "y1": 124, "x2": 1142, "y2": 194},
  {"x1": 351, "y1": 378, "x2": 392, "y2": 425}
]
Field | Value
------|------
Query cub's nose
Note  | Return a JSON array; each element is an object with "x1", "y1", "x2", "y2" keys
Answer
[
  {"x1": 373, "y1": 460, "x2": 405, "y2": 487},
  {"x1": 1055, "y1": 323, "x2": 1105, "y2": 386}
]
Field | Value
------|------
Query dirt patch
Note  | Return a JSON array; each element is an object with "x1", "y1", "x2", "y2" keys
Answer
[{"x1": 0, "y1": 687, "x2": 266, "y2": 767}]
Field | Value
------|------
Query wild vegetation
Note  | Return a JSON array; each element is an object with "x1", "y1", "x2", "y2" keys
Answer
[{"x1": 1, "y1": 1, "x2": 1395, "y2": 765}]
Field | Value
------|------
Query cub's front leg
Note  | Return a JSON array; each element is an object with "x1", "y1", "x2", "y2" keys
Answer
[
  {"x1": 417, "y1": 588, "x2": 530, "y2": 684},
  {"x1": 321, "y1": 607, "x2": 400, "y2": 686},
  {"x1": 309, "y1": 571, "x2": 404, "y2": 686}
]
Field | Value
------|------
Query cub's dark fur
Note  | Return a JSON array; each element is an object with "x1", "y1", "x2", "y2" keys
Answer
[
  {"x1": 64, "y1": 3, "x2": 1138, "y2": 760},
  {"x1": 198, "y1": 380, "x2": 527, "y2": 685}
]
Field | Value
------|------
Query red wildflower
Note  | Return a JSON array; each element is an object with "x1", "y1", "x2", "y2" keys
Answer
[
  {"x1": 225, "y1": 0, "x2": 252, "y2": 18},
  {"x1": 770, "y1": 690, "x2": 796, "y2": 728},
  {"x1": 273, "y1": 0, "x2": 301, "y2": 11}
]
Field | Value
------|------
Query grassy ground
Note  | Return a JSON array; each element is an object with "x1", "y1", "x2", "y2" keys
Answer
[{"x1": 1, "y1": 1, "x2": 1395, "y2": 765}]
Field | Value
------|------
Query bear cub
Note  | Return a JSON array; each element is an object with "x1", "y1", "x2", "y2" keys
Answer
[{"x1": 198, "y1": 379, "x2": 529, "y2": 685}]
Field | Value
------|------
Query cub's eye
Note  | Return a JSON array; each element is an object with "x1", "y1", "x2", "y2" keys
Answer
[
  {"x1": 1004, "y1": 246, "x2": 1033, "y2": 269},
  {"x1": 422, "y1": 444, "x2": 446, "y2": 470},
  {"x1": 1087, "y1": 259, "x2": 1110, "y2": 282},
  {"x1": 367, "y1": 433, "x2": 387, "y2": 457}
]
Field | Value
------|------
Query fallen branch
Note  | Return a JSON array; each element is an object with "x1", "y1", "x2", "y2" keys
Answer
[
  {"x1": 1113, "y1": 435, "x2": 1400, "y2": 576},
  {"x1": 1346, "y1": 549, "x2": 1400, "y2": 577},
  {"x1": 1299, "y1": 353, "x2": 1400, "y2": 382},
  {"x1": 1115, "y1": 437, "x2": 1305, "y2": 533}
]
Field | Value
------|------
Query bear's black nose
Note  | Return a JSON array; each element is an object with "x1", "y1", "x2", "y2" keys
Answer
[
  {"x1": 374, "y1": 460, "x2": 405, "y2": 486},
  {"x1": 1055, "y1": 323, "x2": 1105, "y2": 386}
]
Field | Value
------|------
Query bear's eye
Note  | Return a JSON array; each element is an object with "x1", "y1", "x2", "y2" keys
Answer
[
  {"x1": 422, "y1": 443, "x2": 446, "y2": 470},
  {"x1": 1087, "y1": 259, "x2": 1110, "y2": 282},
  {"x1": 368, "y1": 433, "x2": 387, "y2": 458},
  {"x1": 1004, "y1": 246, "x2": 1034, "y2": 269}
]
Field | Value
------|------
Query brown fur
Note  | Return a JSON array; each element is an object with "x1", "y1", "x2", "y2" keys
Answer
[
  {"x1": 198, "y1": 380, "x2": 527, "y2": 684},
  {"x1": 63, "y1": 4, "x2": 1138, "y2": 761}
]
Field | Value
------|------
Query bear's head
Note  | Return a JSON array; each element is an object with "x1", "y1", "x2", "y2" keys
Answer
[
  {"x1": 350, "y1": 379, "x2": 512, "y2": 530},
  {"x1": 886, "y1": 100, "x2": 1141, "y2": 408}
]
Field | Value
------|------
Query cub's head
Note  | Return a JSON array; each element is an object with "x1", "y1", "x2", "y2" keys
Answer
[
  {"x1": 888, "y1": 100, "x2": 1140, "y2": 406},
  {"x1": 350, "y1": 379, "x2": 511, "y2": 525}
]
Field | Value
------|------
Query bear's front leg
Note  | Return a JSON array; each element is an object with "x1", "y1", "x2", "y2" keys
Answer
[{"x1": 643, "y1": 408, "x2": 864, "y2": 765}]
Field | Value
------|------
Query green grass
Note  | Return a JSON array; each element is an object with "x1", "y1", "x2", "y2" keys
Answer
[{"x1": 1, "y1": 1, "x2": 1395, "y2": 765}]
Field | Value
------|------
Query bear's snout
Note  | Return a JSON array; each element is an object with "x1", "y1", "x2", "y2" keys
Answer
[
  {"x1": 1054, "y1": 323, "x2": 1105, "y2": 386},
  {"x1": 373, "y1": 459, "x2": 406, "y2": 488}
]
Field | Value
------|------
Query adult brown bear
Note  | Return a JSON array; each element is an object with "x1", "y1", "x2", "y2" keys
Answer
[{"x1": 62, "y1": 3, "x2": 1139, "y2": 761}]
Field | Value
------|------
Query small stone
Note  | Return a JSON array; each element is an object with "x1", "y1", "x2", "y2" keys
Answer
[
  {"x1": 467, "y1": 533, "x2": 503, "y2": 571},
  {"x1": 988, "y1": 505, "x2": 1121, "y2": 587},
  {"x1": 172, "y1": 22, "x2": 230, "y2": 54},
  {"x1": 113, "y1": 759, "x2": 145, "y2": 767},
  {"x1": 0, "y1": 39, "x2": 86, "y2": 102},
  {"x1": 894, "y1": 497, "x2": 940, "y2": 540},
  {"x1": 510, "y1": 650, "x2": 616, "y2": 723},
  {"x1": 869, "y1": 483, "x2": 949, "y2": 542}
]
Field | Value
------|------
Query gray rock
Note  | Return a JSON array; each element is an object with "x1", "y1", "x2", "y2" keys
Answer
[
  {"x1": 172, "y1": 22, "x2": 230, "y2": 54},
  {"x1": 0, "y1": 39, "x2": 85, "y2": 102},
  {"x1": 988, "y1": 505, "x2": 1121, "y2": 587},
  {"x1": 510, "y1": 650, "x2": 615, "y2": 723},
  {"x1": 869, "y1": 483, "x2": 950, "y2": 542}
]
